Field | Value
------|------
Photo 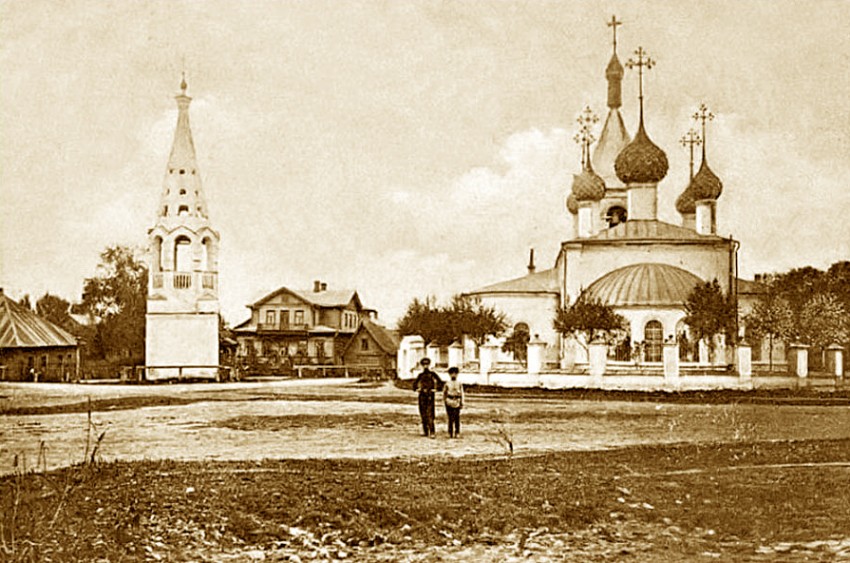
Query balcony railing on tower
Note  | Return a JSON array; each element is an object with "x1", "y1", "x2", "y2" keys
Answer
[{"x1": 148, "y1": 271, "x2": 218, "y2": 292}]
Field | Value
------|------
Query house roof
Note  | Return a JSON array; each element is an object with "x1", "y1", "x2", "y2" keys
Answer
[
  {"x1": 249, "y1": 287, "x2": 362, "y2": 309},
  {"x1": 346, "y1": 318, "x2": 400, "y2": 356},
  {"x1": 465, "y1": 268, "x2": 559, "y2": 296},
  {"x1": 583, "y1": 263, "x2": 703, "y2": 307},
  {"x1": 0, "y1": 290, "x2": 77, "y2": 349},
  {"x1": 579, "y1": 220, "x2": 727, "y2": 243}
]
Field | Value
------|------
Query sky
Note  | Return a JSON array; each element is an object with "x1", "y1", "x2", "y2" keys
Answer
[{"x1": 2, "y1": 0, "x2": 849, "y2": 327}]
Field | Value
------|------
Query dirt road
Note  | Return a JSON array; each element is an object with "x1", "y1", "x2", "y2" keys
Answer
[{"x1": 4, "y1": 378, "x2": 850, "y2": 475}]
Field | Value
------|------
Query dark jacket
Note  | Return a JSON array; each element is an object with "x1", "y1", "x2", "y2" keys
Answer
[{"x1": 413, "y1": 369, "x2": 441, "y2": 393}]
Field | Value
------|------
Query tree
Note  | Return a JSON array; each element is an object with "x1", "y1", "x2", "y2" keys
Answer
[
  {"x1": 397, "y1": 295, "x2": 507, "y2": 347},
  {"x1": 448, "y1": 295, "x2": 507, "y2": 348},
  {"x1": 683, "y1": 279, "x2": 736, "y2": 356},
  {"x1": 36, "y1": 293, "x2": 74, "y2": 331},
  {"x1": 80, "y1": 245, "x2": 148, "y2": 361},
  {"x1": 743, "y1": 283, "x2": 793, "y2": 371},
  {"x1": 553, "y1": 298, "x2": 626, "y2": 349},
  {"x1": 502, "y1": 323, "x2": 531, "y2": 365},
  {"x1": 798, "y1": 293, "x2": 849, "y2": 352}
]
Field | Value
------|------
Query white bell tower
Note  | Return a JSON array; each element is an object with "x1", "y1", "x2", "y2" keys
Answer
[{"x1": 145, "y1": 76, "x2": 220, "y2": 380}]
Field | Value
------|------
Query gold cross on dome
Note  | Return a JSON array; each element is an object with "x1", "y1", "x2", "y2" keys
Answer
[
  {"x1": 680, "y1": 128, "x2": 702, "y2": 180},
  {"x1": 693, "y1": 103, "x2": 715, "y2": 141},
  {"x1": 607, "y1": 15, "x2": 622, "y2": 53},
  {"x1": 573, "y1": 106, "x2": 599, "y2": 167}
]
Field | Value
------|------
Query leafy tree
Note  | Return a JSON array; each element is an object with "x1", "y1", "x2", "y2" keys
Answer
[
  {"x1": 36, "y1": 293, "x2": 74, "y2": 330},
  {"x1": 397, "y1": 295, "x2": 507, "y2": 347},
  {"x1": 798, "y1": 293, "x2": 849, "y2": 351},
  {"x1": 81, "y1": 245, "x2": 148, "y2": 361},
  {"x1": 683, "y1": 279, "x2": 736, "y2": 354},
  {"x1": 449, "y1": 295, "x2": 508, "y2": 348},
  {"x1": 743, "y1": 282, "x2": 793, "y2": 370},
  {"x1": 553, "y1": 298, "x2": 626, "y2": 349},
  {"x1": 502, "y1": 323, "x2": 531, "y2": 365}
]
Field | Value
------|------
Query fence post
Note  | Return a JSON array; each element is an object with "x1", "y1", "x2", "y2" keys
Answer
[
  {"x1": 663, "y1": 340, "x2": 680, "y2": 389},
  {"x1": 789, "y1": 343, "x2": 809, "y2": 381},
  {"x1": 737, "y1": 343, "x2": 752, "y2": 387},
  {"x1": 588, "y1": 340, "x2": 607, "y2": 385},
  {"x1": 448, "y1": 341, "x2": 464, "y2": 370},
  {"x1": 827, "y1": 344, "x2": 845, "y2": 379},
  {"x1": 527, "y1": 335, "x2": 545, "y2": 377},
  {"x1": 479, "y1": 343, "x2": 498, "y2": 384}
]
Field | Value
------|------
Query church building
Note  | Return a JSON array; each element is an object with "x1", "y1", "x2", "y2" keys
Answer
[
  {"x1": 145, "y1": 77, "x2": 221, "y2": 380},
  {"x1": 466, "y1": 18, "x2": 741, "y2": 368}
]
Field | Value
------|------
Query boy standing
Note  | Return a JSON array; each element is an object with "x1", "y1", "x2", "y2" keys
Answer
[
  {"x1": 413, "y1": 357, "x2": 440, "y2": 437},
  {"x1": 443, "y1": 366, "x2": 464, "y2": 438}
]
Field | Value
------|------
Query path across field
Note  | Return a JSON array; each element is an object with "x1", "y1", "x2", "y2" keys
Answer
[{"x1": 4, "y1": 379, "x2": 850, "y2": 475}]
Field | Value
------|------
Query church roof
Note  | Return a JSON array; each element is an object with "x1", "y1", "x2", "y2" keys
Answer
[
  {"x1": 583, "y1": 263, "x2": 703, "y2": 307},
  {"x1": 465, "y1": 268, "x2": 559, "y2": 296},
  {"x1": 580, "y1": 219, "x2": 726, "y2": 243},
  {"x1": 0, "y1": 290, "x2": 77, "y2": 349}
]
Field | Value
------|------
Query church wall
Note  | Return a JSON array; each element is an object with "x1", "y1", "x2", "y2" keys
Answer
[
  {"x1": 563, "y1": 241, "x2": 733, "y2": 304},
  {"x1": 476, "y1": 293, "x2": 561, "y2": 361}
]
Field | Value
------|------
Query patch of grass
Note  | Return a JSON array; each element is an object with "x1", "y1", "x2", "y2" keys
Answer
[{"x1": 4, "y1": 439, "x2": 850, "y2": 561}]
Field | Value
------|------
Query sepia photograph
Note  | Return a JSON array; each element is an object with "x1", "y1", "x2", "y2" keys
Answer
[{"x1": 2, "y1": 1, "x2": 850, "y2": 560}]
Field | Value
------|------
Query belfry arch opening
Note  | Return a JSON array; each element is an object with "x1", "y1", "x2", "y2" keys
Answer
[{"x1": 174, "y1": 236, "x2": 192, "y2": 272}]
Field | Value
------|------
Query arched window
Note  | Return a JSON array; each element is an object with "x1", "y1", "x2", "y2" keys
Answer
[
  {"x1": 174, "y1": 236, "x2": 192, "y2": 272},
  {"x1": 178, "y1": 205, "x2": 189, "y2": 216},
  {"x1": 152, "y1": 236, "x2": 163, "y2": 272},
  {"x1": 644, "y1": 320, "x2": 663, "y2": 362}
]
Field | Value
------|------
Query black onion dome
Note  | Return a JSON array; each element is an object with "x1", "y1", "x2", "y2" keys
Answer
[
  {"x1": 675, "y1": 186, "x2": 696, "y2": 214},
  {"x1": 690, "y1": 158, "x2": 723, "y2": 200},
  {"x1": 614, "y1": 123, "x2": 669, "y2": 184},
  {"x1": 566, "y1": 193, "x2": 579, "y2": 215},
  {"x1": 571, "y1": 165, "x2": 606, "y2": 202}
]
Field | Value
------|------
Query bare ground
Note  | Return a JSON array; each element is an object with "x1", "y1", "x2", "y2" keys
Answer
[{"x1": 3, "y1": 379, "x2": 850, "y2": 561}]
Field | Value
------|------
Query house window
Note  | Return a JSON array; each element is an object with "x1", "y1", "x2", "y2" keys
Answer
[
  {"x1": 280, "y1": 309, "x2": 289, "y2": 327},
  {"x1": 361, "y1": 338, "x2": 369, "y2": 351},
  {"x1": 265, "y1": 310, "x2": 276, "y2": 325},
  {"x1": 294, "y1": 310, "x2": 304, "y2": 325}
]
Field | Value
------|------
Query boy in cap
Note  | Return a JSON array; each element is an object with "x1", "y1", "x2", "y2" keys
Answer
[
  {"x1": 413, "y1": 357, "x2": 440, "y2": 437},
  {"x1": 443, "y1": 366, "x2": 464, "y2": 438}
]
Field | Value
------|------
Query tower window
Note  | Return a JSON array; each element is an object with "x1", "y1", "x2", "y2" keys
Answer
[
  {"x1": 165, "y1": 189, "x2": 170, "y2": 195},
  {"x1": 605, "y1": 206, "x2": 628, "y2": 228},
  {"x1": 179, "y1": 169, "x2": 185, "y2": 175},
  {"x1": 178, "y1": 205, "x2": 189, "y2": 215},
  {"x1": 179, "y1": 189, "x2": 186, "y2": 195},
  {"x1": 192, "y1": 169, "x2": 196, "y2": 175},
  {"x1": 163, "y1": 205, "x2": 168, "y2": 215},
  {"x1": 169, "y1": 168, "x2": 174, "y2": 174}
]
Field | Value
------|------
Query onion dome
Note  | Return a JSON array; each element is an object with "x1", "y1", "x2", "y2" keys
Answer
[
  {"x1": 614, "y1": 122, "x2": 669, "y2": 184},
  {"x1": 690, "y1": 158, "x2": 723, "y2": 200},
  {"x1": 571, "y1": 161, "x2": 606, "y2": 202},
  {"x1": 566, "y1": 193, "x2": 579, "y2": 215},
  {"x1": 675, "y1": 187, "x2": 696, "y2": 214}
]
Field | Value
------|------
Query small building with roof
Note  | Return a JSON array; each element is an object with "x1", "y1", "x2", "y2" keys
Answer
[
  {"x1": 233, "y1": 280, "x2": 371, "y2": 374},
  {"x1": 0, "y1": 289, "x2": 79, "y2": 381},
  {"x1": 341, "y1": 317, "x2": 400, "y2": 376}
]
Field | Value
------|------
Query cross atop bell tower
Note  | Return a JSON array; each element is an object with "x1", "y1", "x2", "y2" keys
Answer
[{"x1": 607, "y1": 15, "x2": 622, "y2": 55}]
